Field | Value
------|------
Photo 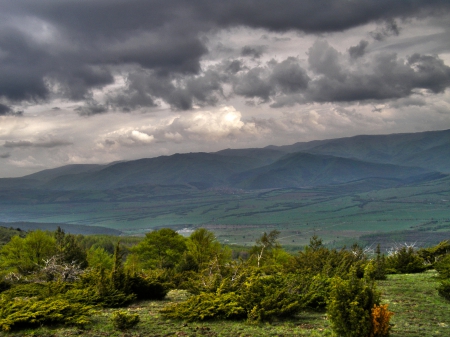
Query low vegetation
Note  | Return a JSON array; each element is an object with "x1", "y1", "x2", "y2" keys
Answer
[{"x1": 0, "y1": 227, "x2": 449, "y2": 336}]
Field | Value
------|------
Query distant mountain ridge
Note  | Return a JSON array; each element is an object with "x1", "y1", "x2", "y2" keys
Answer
[
  {"x1": 1, "y1": 128, "x2": 449, "y2": 191},
  {"x1": 266, "y1": 128, "x2": 450, "y2": 172}
]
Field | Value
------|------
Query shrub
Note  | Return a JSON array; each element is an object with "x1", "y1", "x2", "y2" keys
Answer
[
  {"x1": 0, "y1": 297, "x2": 94, "y2": 332},
  {"x1": 370, "y1": 304, "x2": 394, "y2": 337},
  {"x1": 435, "y1": 254, "x2": 450, "y2": 279},
  {"x1": 161, "y1": 292, "x2": 246, "y2": 321},
  {"x1": 435, "y1": 254, "x2": 450, "y2": 300},
  {"x1": 161, "y1": 271, "x2": 302, "y2": 322},
  {"x1": 1, "y1": 282, "x2": 48, "y2": 299},
  {"x1": 128, "y1": 274, "x2": 168, "y2": 300},
  {"x1": 327, "y1": 267, "x2": 380, "y2": 337},
  {"x1": 0, "y1": 279, "x2": 12, "y2": 294},
  {"x1": 111, "y1": 310, "x2": 140, "y2": 330},
  {"x1": 385, "y1": 246, "x2": 425, "y2": 274},
  {"x1": 437, "y1": 279, "x2": 450, "y2": 301}
]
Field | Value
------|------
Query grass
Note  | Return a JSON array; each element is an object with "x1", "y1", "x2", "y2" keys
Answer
[
  {"x1": 1, "y1": 272, "x2": 449, "y2": 336},
  {"x1": 378, "y1": 270, "x2": 450, "y2": 337}
]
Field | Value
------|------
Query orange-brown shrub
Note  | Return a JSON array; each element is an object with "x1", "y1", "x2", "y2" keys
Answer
[{"x1": 370, "y1": 304, "x2": 394, "y2": 337}]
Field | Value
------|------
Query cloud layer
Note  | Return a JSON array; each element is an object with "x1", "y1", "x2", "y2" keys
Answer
[{"x1": 0, "y1": 1, "x2": 450, "y2": 176}]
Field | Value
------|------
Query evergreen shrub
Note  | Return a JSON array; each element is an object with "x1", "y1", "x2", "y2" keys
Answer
[
  {"x1": 111, "y1": 310, "x2": 140, "y2": 330},
  {"x1": 128, "y1": 274, "x2": 168, "y2": 300},
  {"x1": 0, "y1": 297, "x2": 94, "y2": 331},
  {"x1": 385, "y1": 247, "x2": 425, "y2": 274},
  {"x1": 327, "y1": 267, "x2": 380, "y2": 337},
  {"x1": 161, "y1": 271, "x2": 302, "y2": 322}
]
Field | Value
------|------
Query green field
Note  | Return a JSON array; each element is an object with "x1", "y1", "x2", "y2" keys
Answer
[{"x1": 0, "y1": 175, "x2": 449, "y2": 249}]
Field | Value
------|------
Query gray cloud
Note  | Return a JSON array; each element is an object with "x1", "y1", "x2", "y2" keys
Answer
[
  {"x1": 4, "y1": 140, "x2": 72, "y2": 148},
  {"x1": 304, "y1": 42, "x2": 450, "y2": 103},
  {"x1": 348, "y1": 40, "x2": 369, "y2": 59},
  {"x1": 0, "y1": 103, "x2": 12, "y2": 115},
  {"x1": 0, "y1": 153, "x2": 10, "y2": 159},
  {"x1": 370, "y1": 19, "x2": 401, "y2": 41},
  {"x1": 241, "y1": 45, "x2": 267, "y2": 58},
  {"x1": 1, "y1": 0, "x2": 449, "y2": 110},
  {"x1": 75, "y1": 102, "x2": 109, "y2": 116}
]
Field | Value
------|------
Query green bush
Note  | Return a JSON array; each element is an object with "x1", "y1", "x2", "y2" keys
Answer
[
  {"x1": 435, "y1": 255, "x2": 450, "y2": 300},
  {"x1": 62, "y1": 287, "x2": 135, "y2": 308},
  {"x1": 161, "y1": 270, "x2": 302, "y2": 322},
  {"x1": 128, "y1": 274, "x2": 168, "y2": 300},
  {"x1": 161, "y1": 292, "x2": 246, "y2": 321},
  {"x1": 435, "y1": 254, "x2": 450, "y2": 279},
  {"x1": 0, "y1": 297, "x2": 94, "y2": 332},
  {"x1": 111, "y1": 310, "x2": 140, "y2": 330},
  {"x1": 1, "y1": 282, "x2": 48, "y2": 299},
  {"x1": 0, "y1": 279, "x2": 12, "y2": 294},
  {"x1": 437, "y1": 279, "x2": 450, "y2": 301},
  {"x1": 385, "y1": 246, "x2": 426, "y2": 274},
  {"x1": 327, "y1": 267, "x2": 380, "y2": 337}
]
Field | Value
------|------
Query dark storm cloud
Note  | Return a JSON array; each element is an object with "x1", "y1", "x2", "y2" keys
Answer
[
  {"x1": 1, "y1": 0, "x2": 450, "y2": 109},
  {"x1": 304, "y1": 42, "x2": 450, "y2": 103},
  {"x1": 0, "y1": 103, "x2": 22, "y2": 116},
  {"x1": 0, "y1": 103, "x2": 12, "y2": 115},
  {"x1": 4, "y1": 140, "x2": 72, "y2": 148},
  {"x1": 370, "y1": 19, "x2": 401, "y2": 41},
  {"x1": 232, "y1": 58, "x2": 309, "y2": 103},
  {"x1": 348, "y1": 40, "x2": 369, "y2": 59},
  {"x1": 75, "y1": 102, "x2": 109, "y2": 116},
  {"x1": 0, "y1": 153, "x2": 10, "y2": 159},
  {"x1": 110, "y1": 67, "x2": 227, "y2": 110}
]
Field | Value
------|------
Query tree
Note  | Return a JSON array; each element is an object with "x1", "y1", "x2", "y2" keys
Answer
[
  {"x1": 185, "y1": 228, "x2": 230, "y2": 270},
  {"x1": 132, "y1": 228, "x2": 187, "y2": 269},
  {"x1": 54, "y1": 227, "x2": 88, "y2": 268},
  {"x1": 0, "y1": 230, "x2": 56, "y2": 274},
  {"x1": 251, "y1": 230, "x2": 280, "y2": 268},
  {"x1": 87, "y1": 246, "x2": 114, "y2": 270}
]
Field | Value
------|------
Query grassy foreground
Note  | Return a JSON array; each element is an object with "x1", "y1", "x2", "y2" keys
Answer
[{"x1": 1, "y1": 271, "x2": 449, "y2": 337}]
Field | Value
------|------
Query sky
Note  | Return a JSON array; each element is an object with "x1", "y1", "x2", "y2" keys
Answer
[{"x1": 1, "y1": 0, "x2": 450, "y2": 177}]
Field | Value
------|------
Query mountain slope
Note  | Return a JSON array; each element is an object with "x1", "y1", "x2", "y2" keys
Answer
[
  {"x1": 267, "y1": 129, "x2": 450, "y2": 172},
  {"x1": 42, "y1": 152, "x2": 273, "y2": 190},
  {"x1": 230, "y1": 152, "x2": 431, "y2": 189}
]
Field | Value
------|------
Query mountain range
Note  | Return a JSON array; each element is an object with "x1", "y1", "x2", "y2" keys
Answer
[{"x1": 2, "y1": 128, "x2": 449, "y2": 191}]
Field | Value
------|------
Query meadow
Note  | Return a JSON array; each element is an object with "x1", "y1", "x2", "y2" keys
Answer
[{"x1": 0, "y1": 271, "x2": 447, "y2": 337}]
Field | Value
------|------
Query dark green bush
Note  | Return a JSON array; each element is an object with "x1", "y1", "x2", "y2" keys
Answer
[
  {"x1": 385, "y1": 246, "x2": 426, "y2": 274},
  {"x1": 435, "y1": 254, "x2": 450, "y2": 300},
  {"x1": 1, "y1": 282, "x2": 48, "y2": 299},
  {"x1": 418, "y1": 240, "x2": 450, "y2": 266},
  {"x1": 327, "y1": 267, "x2": 380, "y2": 337},
  {"x1": 437, "y1": 279, "x2": 450, "y2": 301},
  {"x1": 161, "y1": 292, "x2": 246, "y2": 321},
  {"x1": 435, "y1": 254, "x2": 450, "y2": 279},
  {"x1": 0, "y1": 297, "x2": 94, "y2": 332},
  {"x1": 111, "y1": 310, "x2": 140, "y2": 330},
  {"x1": 62, "y1": 287, "x2": 135, "y2": 308},
  {"x1": 128, "y1": 274, "x2": 168, "y2": 300},
  {"x1": 161, "y1": 270, "x2": 302, "y2": 322},
  {"x1": 0, "y1": 279, "x2": 12, "y2": 294}
]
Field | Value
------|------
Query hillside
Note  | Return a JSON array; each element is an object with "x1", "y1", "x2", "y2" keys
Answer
[
  {"x1": 268, "y1": 128, "x2": 450, "y2": 172},
  {"x1": 230, "y1": 152, "x2": 430, "y2": 189}
]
